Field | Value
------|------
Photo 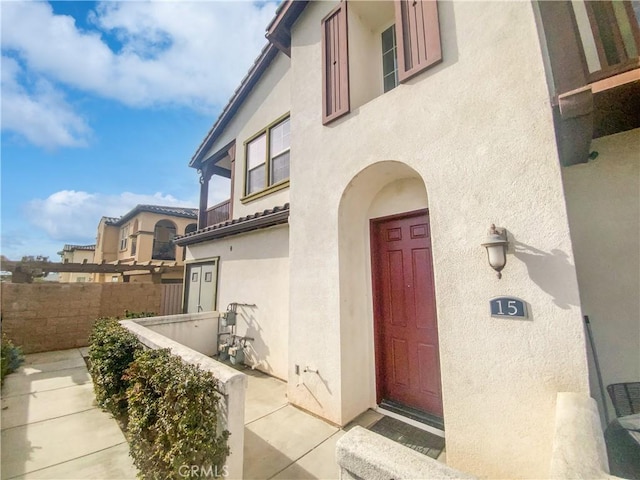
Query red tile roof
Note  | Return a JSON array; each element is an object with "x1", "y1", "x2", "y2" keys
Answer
[{"x1": 175, "y1": 203, "x2": 289, "y2": 245}]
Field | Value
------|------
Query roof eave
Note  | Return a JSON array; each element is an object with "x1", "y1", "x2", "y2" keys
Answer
[
  {"x1": 189, "y1": 1, "x2": 310, "y2": 168},
  {"x1": 190, "y1": 43, "x2": 279, "y2": 170},
  {"x1": 114, "y1": 205, "x2": 198, "y2": 226},
  {"x1": 175, "y1": 209, "x2": 289, "y2": 246},
  {"x1": 265, "y1": 1, "x2": 309, "y2": 57}
]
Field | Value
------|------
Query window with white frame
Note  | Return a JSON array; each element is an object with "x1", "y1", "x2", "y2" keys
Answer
[
  {"x1": 382, "y1": 25, "x2": 399, "y2": 92},
  {"x1": 246, "y1": 134, "x2": 267, "y2": 195},
  {"x1": 269, "y1": 118, "x2": 290, "y2": 185},
  {"x1": 245, "y1": 116, "x2": 290, "y2": 196},
  {"x1": 119, "y1": 225, "x2": 129, "y2": 250}
]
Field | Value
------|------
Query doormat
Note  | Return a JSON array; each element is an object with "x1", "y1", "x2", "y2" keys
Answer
[{"x1": 368, "y1": 415, "x2": 445, "y2": 459}]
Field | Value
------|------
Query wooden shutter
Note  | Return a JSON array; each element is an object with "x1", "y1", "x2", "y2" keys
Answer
[
  {"x1": 395, "y1": 0, "x2": 442, "y2": 82},
  {"x1": 322, "y1": 2, "x2": 350, "y2": 124}
]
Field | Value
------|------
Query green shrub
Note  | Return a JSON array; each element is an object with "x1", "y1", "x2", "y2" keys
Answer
[
  {"x1": 125, "y1": 348, "x2": 230, "y2": 480},
  {"x1": 88, "y1": 317, "x2": 142, "y2": 419},
  {"x1": 123, "y1": 310, "x2": 156, "y2": 319},
  {"x1": 1, "y1": 334, "x2": 24, "y2": 384}
]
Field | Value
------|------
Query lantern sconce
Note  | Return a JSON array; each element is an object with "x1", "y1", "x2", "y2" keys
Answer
[{"x1": 481, "y1": 224, "x2": 509, "y2": 279}]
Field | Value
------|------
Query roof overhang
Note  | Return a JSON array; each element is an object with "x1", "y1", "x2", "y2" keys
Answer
[
  {"x1": 189, "y1": 2, "x2": 311, "y2": 165},
  {"x1": 190, "y1": 44, "x2": 279, "y2": 169},
  {"x1": 191, "y1": 139, "x2": 235, "y2": 175},
  {"x1": 175, "y1": 204, "x2": 289, "y2": 246},
  {"x1": 266, "y1": 1, "x2": 309, "y2": 57},
  {"x1": 113, "y1": 205, "x2": 198, "y2": 226}
]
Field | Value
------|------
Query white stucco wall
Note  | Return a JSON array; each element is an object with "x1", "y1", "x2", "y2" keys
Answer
[
  {"x1": 140, "y1": 312, "x2": 220, "y2": 357},
  {"x1": 201, "y1": 52, "x2": 291, "y2": 218},
  {"x1": 186, "y1": 225, "x2": 289, "y2": 380},
  {"x1": 288, "y1": 2, "x2": 589, "y2": 478},
  {"x1": 561, "y1": 128, "x2": 640, "y2": 424}
]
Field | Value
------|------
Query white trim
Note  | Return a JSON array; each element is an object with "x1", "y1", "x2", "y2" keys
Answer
[{"x1": 375, "y1": 406, "x2": 445, "y2": 438}]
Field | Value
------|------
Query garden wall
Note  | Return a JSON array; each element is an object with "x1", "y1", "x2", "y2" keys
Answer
[{"x1": 0, "y1": 283, "x2": 178, "y2": 353}]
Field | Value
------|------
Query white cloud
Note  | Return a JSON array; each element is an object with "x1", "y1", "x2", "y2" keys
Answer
[
  {"x1": 1, "y1": 1, "x2": 277, "y2": 111},
  {"x1": 25, "y1": 189, "x2": 197, "y2": 241},
  {"x1": 1, "y1": 56, "x2": 91, "y2": 148}
]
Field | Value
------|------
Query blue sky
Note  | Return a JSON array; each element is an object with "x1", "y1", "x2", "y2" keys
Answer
[{"x1": 1, "y1": 0, "x2": 278, "y2": 261}]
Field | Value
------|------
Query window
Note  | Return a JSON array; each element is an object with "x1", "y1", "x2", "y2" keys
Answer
[
  {"x1": 119, "y1": 225, "x2": 129, "y2": 250},
  {"x1": 246, "y1": 134, "x2": 267, "y2": 195},
  {"x1": 111, "y1": 275, "x2": 119, "y2": 282},
  {"x1": 76, "y1": 277, "x2": 86, "y2": 283},
  {"x1": 382, "y1": 25, "x2": 399, "y2": 92},
  {"x1": 321, "y1": 0, "x2": 441, "y2": 125},
  {"x1": 131, "y1": 236, "x2": 137, "y2": 256},
  {"x1": 152, "y1": 220, "x2": 177, "y2": 260},
  {"x1": 270, "y1": 118, "x2": 290, "y2": 184},
  {"x1": 245, "y1": 116, "x2": 290, "y2": 197}
]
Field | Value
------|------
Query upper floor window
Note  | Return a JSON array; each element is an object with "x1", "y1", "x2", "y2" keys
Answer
[
  {"x1": 571, "y1": 0, "x2": 640, "y2": 81},
  {"x1": 322, "y1": 1, "x2": 442, "y2": 124},
  {"x1": 152, "y1": 220, "x2": 177, "y2": 260},
  {"x1": 382, "y1": 25, "x2": 399, "y2": 92},
  {"x1": 245, "y1": 115, "x2": 290, "y2": 197},
  {"x1": 119, "y1": 225, "x2": 129, "y2": 250}
]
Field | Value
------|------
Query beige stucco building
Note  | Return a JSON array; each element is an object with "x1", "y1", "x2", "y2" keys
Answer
[
  {"x1": 57, "y1": 244, "x2": 95, "y2": 283},
  {"x1": 93, "y1": 205, "x2": 198, "y2": 284},
  {"x1": 176, "y1": 1, "x2": 639, "y2": 478}
]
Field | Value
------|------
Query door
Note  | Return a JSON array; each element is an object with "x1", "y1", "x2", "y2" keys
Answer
[
  {"x1": 185, "y1": 261, "x2": 218, "y2": 313},
  {"x1": 371, "y1": 210, "x2": 443, "y2": 418}
]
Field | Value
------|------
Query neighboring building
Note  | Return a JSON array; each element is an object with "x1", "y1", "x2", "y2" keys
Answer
[
  {"x1": 175, "y1": 2, "x2": 639, "y2": 478},
  {"x1": 94, "y1": 205, "x2": 198, "y2": 284},
  {"x1": 57, "y1": 244, "x2": 96, "y2": 283}
]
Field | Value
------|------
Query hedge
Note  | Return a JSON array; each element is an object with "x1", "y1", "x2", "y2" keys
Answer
[
  {"x1": 87, "y1": 317, "x2": 230, "y2": 479},
  {"x1": 1, "y1": 334, "x2": 24, "y2": 384},
  {"x1": 88, "y1": 317, "x2": 143, "y2": 419},
  {"x1": 125, "y1": 349, "x2": 230, "y2": 479}
]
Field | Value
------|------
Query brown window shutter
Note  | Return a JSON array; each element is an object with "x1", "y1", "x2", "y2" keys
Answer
[
  {"x1": 322, "y1": 2, "x2": 350, "y2": 124},
  {"x1": 395, "y1": 0, "x2": 442, "y2": 83}
]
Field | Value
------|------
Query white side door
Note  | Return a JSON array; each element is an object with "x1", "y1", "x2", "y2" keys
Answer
[
  {"x1": 186, "y1": 265, "x2": 202, "y2": 313},
  {"x1": 199, "y1": 263, "x2": 217, "y2": 312},
  {"x1": 185, "y1": 260, "x2": 218, "y2": 313}
]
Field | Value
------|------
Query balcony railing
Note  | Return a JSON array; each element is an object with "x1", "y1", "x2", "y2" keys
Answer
[
  {"x1": 206, "y1": 199, "x2": 231, "y2": 227},
  {"x1": 571, "y1": 0, "x2": 640, "y2": 82}
]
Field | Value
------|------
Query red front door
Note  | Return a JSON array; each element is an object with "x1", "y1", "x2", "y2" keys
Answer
[{"x1": 371, "y1": 210, "x2": 443, "y2": 418}]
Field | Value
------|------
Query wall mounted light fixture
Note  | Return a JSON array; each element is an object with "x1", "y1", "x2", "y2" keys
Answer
[{"x1": 482, "y1": 224, "x2": 508, "y2": 279}]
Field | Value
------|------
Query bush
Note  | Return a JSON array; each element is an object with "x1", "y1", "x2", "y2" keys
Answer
[
  {"x1": 125, "y1": 348, "x2": 230, "y2": 479},
  {"x1": 1, "y1": 334, "x2": 24, "y2": 384},
  {"x1": 123, "y1": 310, "x2": 156, "y2": 319},
  {"x1": 88, "y1": 317, "x2": 142, "y2": 419}
]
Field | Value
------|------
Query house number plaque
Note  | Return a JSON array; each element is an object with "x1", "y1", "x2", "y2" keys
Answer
[{"x1": 490, "y1": 297, "x2": 528, "y2": 319}]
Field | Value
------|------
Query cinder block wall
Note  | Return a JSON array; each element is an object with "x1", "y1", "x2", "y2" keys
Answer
[{"x1": 1, "y1": 283, "x2": 164, "y2": 353}]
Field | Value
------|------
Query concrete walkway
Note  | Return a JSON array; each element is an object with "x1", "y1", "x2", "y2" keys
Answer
[
  {"x1": 1, "y1": 349, "x2": 383, "y2": 479},
  {"x1": 1, "y1": 348, "x2": 137, "y2": 480}
]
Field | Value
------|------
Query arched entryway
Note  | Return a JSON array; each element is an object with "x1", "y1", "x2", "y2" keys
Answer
[{"x1": 338, "y1": 161, "x2": 443, "y2": 427}]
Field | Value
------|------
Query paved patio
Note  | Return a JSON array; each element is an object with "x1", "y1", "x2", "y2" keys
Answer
[
  {"x1": 1, "y1": 348, "x2": 433, "y2": 479},
  {"x1": 0, "y1": 349, "x2": 349, "y2": 480},
  {"x1": 1, "y1": 348, "x2": 136, "y2": 480}
]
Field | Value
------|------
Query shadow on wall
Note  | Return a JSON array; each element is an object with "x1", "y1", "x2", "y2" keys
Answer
[
  {"x1": 237, "y1": 305, "x2": 274, "y2": 376},
  {"x1": 512, "y1": 239, "x2": 579, "y2": 309}
]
